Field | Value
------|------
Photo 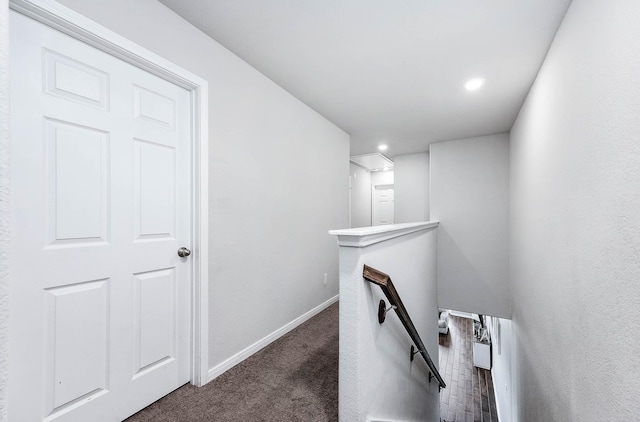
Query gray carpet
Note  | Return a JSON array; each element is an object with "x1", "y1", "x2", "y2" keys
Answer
[{"x1": 126, "y1": 302, "x2": 339, "y2": 422}]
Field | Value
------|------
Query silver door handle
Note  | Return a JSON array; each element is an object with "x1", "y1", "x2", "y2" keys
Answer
[{"x1": 177, "y1": 247, "x2": 191, "y2": 258}]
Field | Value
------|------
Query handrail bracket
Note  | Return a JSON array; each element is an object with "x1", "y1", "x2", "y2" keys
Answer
[
  {"x1": 410, "y1": 345, "x2": 420, "y2": 361},
  {"x1": 378, "y1": 300, "x2": 397, "y2": 324}
]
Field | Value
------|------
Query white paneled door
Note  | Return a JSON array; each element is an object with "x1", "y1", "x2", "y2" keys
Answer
[
  {"x1": 9, "y1": 12, "x2": 192, "y2": 421},
  {"x1": 372, "y1": 185, "x2": 395, "y2": 225}
]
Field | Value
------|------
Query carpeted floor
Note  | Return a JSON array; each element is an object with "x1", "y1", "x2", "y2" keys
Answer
[{"x1": 125, "y1": 302, "x2": 339, "y2": 422}]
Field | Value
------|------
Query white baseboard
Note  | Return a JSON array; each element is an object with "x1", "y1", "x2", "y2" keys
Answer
[{"x1": 206, "y1": 295, "x2": 339, "y2": 383}]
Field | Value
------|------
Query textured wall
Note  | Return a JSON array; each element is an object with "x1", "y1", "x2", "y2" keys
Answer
[
  {"x1": 510, "y1": 0, "x2": 640, "y2": 420},
  {"x1": 337, "y1": 227, "x2": 440, "y2": 422},
  {"x1": 394, "y1": 152, "x2": 430, "y2": 223},
  {"x1": 431, "y1": 134, "x2": 510, "y2": 318},
  {"x1": 55, "y1": 0, "x2": 349, "y2": 373},
  {"x1": 0, "y1": 0, "x2": 9, "y2": 420}
]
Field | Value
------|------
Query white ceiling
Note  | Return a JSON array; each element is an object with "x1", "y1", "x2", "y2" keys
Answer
[{"x1": 159, "y1": 0, "x2": 571, "y2": 157}]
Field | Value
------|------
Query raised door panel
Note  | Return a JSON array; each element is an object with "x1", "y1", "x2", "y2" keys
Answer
[
  {"x1": 44, "y1": 50, "x2": 109, "y2": 109},
  {"x1": 46, "y1": 120, "x2": 110, "y2": 247},
  {"x1": 45, "y1": 279, "x2": 110, "y2": 418},
  {"x1": 134, "y1": 140, "x2": 176, "y2": 241},
  {"x1": 132, "y1": 268, "x2": 176, "y2": 379},
  {"x1": 134, "y1": 85, "x2": 175, "y2": 129}
]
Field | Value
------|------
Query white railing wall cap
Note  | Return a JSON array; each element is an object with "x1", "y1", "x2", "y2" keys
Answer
[{"x1": 329, "y1": 221, "x2": 439, "y2": 248}]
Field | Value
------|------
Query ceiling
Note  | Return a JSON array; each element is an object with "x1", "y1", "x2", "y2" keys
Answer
[{"x1": 159, "y1": 0, "x2": 571, "y2": 157}]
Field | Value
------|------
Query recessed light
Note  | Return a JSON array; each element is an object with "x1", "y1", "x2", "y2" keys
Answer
[
  {"x1": 465, "y1": 77, "x2": 485, "y2": 91},
  {"x1": 378, "y1": 145, "x2": 388, "y2": 151}
]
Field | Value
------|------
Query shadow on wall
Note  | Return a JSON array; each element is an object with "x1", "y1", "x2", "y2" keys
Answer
[
  {"x1": 512, "y1": 316, "x2": 566, "y2": 421},
  {"x1": 436, "y1": 227, "x2": 489, "y2": 312}
]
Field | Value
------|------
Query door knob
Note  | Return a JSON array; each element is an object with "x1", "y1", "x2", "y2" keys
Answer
[{"x1": 177, "y1": 247, "x2": 191, "y2": 257}]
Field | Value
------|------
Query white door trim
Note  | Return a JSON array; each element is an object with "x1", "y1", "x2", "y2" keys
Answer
[{"x1": 9, "y1": 0, "x2": 210, "y2": 386}]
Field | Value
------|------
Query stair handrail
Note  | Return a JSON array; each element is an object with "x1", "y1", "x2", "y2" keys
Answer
[{"x1": 363, "y1": 264, "x2": 446, "y2": 390}]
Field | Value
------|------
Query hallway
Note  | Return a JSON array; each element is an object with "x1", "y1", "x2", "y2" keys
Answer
[{"x1": 439, "y1": 314, "x2": 499, "y2": 422}]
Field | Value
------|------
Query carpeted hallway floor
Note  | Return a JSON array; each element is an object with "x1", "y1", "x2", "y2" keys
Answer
[{"x1": 126, "y1": 302, "x2": 339, "y2": 422}]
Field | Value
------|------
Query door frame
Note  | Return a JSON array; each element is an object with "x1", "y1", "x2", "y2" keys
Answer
[{"x1": 9, "y1": 0, "x2": 210, "y2": 386}]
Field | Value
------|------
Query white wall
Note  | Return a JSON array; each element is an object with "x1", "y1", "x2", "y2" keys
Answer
[
  {"x1": 430, "y1": 134, "x2": 510, "y2": 318},
  {"x1": 371, "y1": 169, "x2": 394, "y2": 186},
  {"x1": 55, "y1": 0, "x2": 349, "y2": 374},
  {"x1": 487, "y1": 316, "x2": 514, "y2": 422},
  {"x1": 0, "y1": 1, "x2": 9, "y2": 420},
  {"x1": 335, "y1": 225, "x2": 440, "y2": 422},
  {"x1": 509, "y1": 0, "x2": 640, "y2": 420},
  {"x1": 394, "y1": 152, "x2": 429, "y2": 223},
  {"x1": 350, "y1": 163, "x2": 372, "y2": 228}
]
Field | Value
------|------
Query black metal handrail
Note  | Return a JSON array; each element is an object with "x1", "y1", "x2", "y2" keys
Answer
[{"x1": 363, "y1": 264, "x2": 446, "y2": 390}]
